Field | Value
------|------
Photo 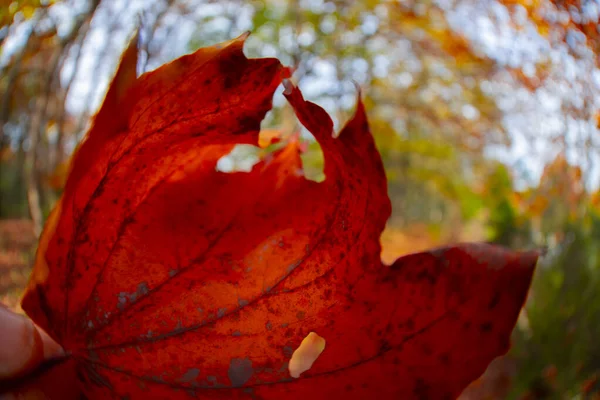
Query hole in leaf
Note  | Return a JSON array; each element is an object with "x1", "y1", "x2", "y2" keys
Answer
[
  {"x1": 216, "y1": 145, "x2": 260, "y2": 173},
  {"x1": 289, "y1": 331, "x2": 326, "y2": 378},
  {"x1": 300, "y1": 138, "x2": 325, "y2": 183}
]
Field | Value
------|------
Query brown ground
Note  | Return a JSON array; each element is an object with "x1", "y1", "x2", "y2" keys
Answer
[{"x1": 0, "y1": 219, "x2": 36, "y2": 312}]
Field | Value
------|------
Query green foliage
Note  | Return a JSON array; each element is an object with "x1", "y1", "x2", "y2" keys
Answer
[
  {"x1": 509, "y1": 213, "x2": 600, "y2": 398},
  {"x1": 0, "y1": 157, "x2": 29, "y2": 218},
  {"x1": 486, "y1": 163, "x2": 533, "y2": 247}
]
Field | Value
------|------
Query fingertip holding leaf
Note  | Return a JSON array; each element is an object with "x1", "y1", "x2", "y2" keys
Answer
[
  {"x1": 18, "y1": 34, "x2": 537, "y2": 399},
  {"x1": 289, "y1": 332, "x2": 326, "y2": 379},
  {"x1": 0, "y1": 306, "x2": 64, "y2": 381}
]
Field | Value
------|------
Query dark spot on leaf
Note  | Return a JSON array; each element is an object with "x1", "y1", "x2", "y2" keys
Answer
[
  {"x1": 480, "y1": 322, "x2": 493, "y2": 333},
  {"x1": 178, "y1": 368, "x2": 200, "y2": 383},
  {"x1": 414, "y1": 378, "x2": 430, "y2": 398},
  {"x1": 228, "y1": 358, "x2": 253, "y2": 387},
  {"x1": 488, "y1": 291, "x2": 501, "y2": 309},
  {"x1": 439, "y1": 352, "x2": 451, "y2": 366},
  {"x1": 283, "y1": 346, "x2": 294, "y2": 357}
]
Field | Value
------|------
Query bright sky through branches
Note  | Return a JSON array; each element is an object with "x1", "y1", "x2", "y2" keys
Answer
[{"x1": 1, "y1": 0, "x2": 599, "y2": 189}]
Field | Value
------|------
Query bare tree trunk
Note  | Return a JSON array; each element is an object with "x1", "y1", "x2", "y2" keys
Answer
[
  {"x1": 26, "y1": 44, "x2": 62, "y2": 235},
  {"x1": 26, "y1": 97, "x2": 45, "y2": 237},
  {"x1": 0, "y1": 16, "x2": 42, "y2": 217},
  {"x1": 15, "y1": 126, "x2": 27, "y2": 216},
  {"x1": 0, "y1": 17, "x2": 40, "y2": 147}
]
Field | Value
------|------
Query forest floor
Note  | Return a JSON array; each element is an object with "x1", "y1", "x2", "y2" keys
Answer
[{"x1": 0, "y1": 219, "x2": 35, "y2": 312}]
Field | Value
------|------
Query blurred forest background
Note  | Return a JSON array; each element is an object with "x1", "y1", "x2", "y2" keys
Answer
[{"x1": 0, "y1": 0, "x2": 599, "y2": 398}]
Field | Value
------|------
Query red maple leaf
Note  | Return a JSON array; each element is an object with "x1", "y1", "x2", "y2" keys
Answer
[{"x1": 7, "y1": 33, "x2": 538, "y2": 399}]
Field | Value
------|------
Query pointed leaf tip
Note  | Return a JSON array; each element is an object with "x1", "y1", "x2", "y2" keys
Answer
[{"x1": 351, "y1": 80, "x2": 362, "y2": 96}]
